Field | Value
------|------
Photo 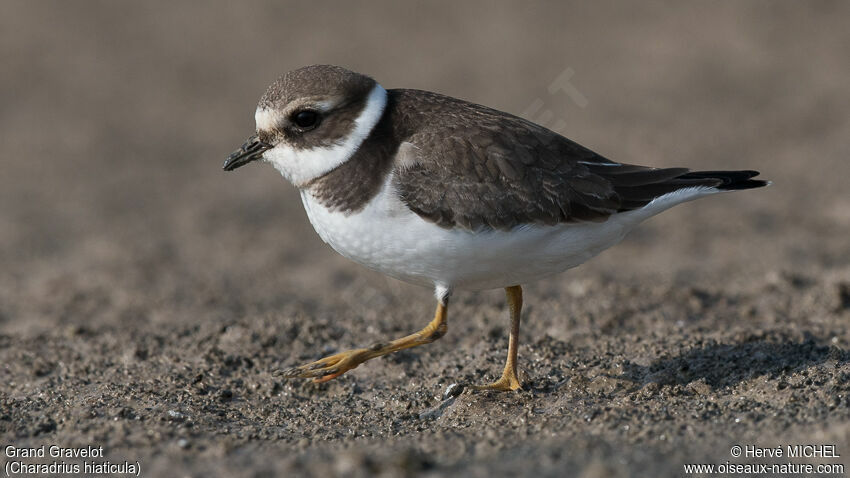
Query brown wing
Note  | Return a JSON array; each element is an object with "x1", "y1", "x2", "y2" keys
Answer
[{"x1": 390, "y1": 89, "x2": 718, "y2": 231}]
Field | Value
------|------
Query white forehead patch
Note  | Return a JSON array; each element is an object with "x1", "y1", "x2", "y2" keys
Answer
[
  {"x1": 255, "y1": 108, "x2": 283, "y2": 132},
  {"x1": 258, "y1": 83, "x2": 388, "y2": 187}
]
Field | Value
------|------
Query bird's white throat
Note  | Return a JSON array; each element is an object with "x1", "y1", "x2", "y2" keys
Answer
[{"x1": 258, "y1": 84, "x2": 388, "y2": 187}]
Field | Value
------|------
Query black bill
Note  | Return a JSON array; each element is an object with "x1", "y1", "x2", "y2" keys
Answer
[{"x1": 223, "y1": 135, "x2": 272, "y2": 171}]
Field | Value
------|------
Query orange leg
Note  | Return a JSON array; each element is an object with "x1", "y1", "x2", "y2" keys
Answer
[
  {"x1": 277, "y1": 301, "x2": 448, "y2": 382},
  {"x1": 473, "y1": 285, "x2": 523, "y2": 391}
]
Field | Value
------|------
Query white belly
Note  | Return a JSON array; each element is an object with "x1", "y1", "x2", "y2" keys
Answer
[{"x1": 300, "y1": 177, "x2": 716, "y2": 291}]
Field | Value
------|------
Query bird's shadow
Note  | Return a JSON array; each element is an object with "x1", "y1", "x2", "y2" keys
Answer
[{"x1": 613, "y1": 334, "x2": 847, "y2": 390}]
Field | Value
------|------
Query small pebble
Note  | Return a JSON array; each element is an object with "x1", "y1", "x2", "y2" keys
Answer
[
  {"x1": 167, "y1": 410, "x2": 186, "y2": 420},
  {"x1": 443, "y1": 383, "x2": 465, "y2": 400}
]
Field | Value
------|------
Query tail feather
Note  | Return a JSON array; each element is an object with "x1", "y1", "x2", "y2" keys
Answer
[
  {"x1": 583, "y1": 162, "x2": 768, "y2": 213},
  {"x1": 677, "y1": 170, "x2": 769, "y2": 191}
]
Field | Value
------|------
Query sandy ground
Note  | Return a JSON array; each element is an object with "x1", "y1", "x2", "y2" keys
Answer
[{"x1": 2, "y1": 1, "x2": 850, "y2": 477}]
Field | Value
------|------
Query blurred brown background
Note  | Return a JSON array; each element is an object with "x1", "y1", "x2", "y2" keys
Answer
[{"x1": 1, "y1": 2, "x2": 849, "y2": 477}]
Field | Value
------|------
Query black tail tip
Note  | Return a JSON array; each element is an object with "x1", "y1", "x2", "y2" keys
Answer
[
  {"x1": 681, "y1": 170, "x2": 769, "y2": 191},
  {"x1": 717, "y1": 170, "x2": 770, "y2": 191}
]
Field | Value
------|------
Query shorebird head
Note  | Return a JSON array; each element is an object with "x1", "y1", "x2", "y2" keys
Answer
[{"x1": 223, "y1": 65, "x2": 387, "y2": 187}]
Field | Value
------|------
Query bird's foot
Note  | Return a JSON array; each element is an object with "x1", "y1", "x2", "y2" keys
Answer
[
  {"x1": 275, "y1": 303, "x2": 450, "y2": 384},
  {"x1": 472, "y1": 371, "x2": 522, "y2": 392},
  {"x1": 275, "y1": 348, "x2": 373, "y2": 383}
]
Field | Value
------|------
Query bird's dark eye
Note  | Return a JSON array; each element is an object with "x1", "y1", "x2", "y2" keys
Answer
[{"x1": 292, "y1": 110, "x2": 320, "y2": 129}]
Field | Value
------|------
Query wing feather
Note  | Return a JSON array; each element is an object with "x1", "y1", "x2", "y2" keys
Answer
[{"x1": 388, "y1": 89, "x2": 757, "y2": 230}]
